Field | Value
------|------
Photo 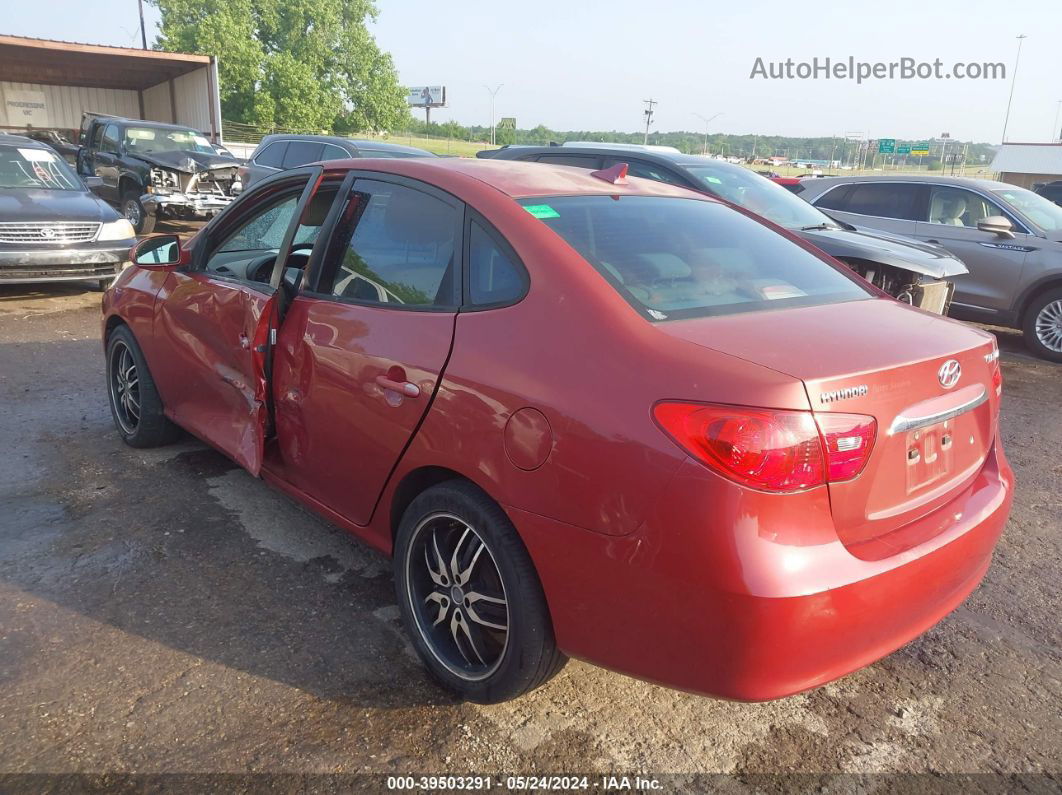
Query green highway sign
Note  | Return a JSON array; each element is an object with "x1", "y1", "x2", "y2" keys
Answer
[
  {"x1": 896, "y1": 145, "x2": 911, "y2": 154},
  {"x1": 911, "y1": 142, "x2": 930, "y2": 156},
  {"x1": 878, "y1": 138, "x2": 896, "y2": 154}
]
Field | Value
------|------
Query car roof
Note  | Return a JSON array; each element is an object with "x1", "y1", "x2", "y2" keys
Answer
[
  {"x1": 0, "y1": 133, "x2": 48, "y2": 148},
  {"x1": 257, "y1": 133, "x2": 433, "y2": 156},
  {"x1": 321, "y1": 157, "x2": 714, "y2": 201},
  {"x1": 800, "y1": 173, "x2": 1012, "y2": 192}
]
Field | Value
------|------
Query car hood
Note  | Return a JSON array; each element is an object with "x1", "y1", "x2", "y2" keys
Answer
[
  {"x1": 131, "y1": 150, "x2": 241, "y2": 173},
  {"x1": 799, "y1": 225, "x2": 968, "y2": 278},
  {"x1": 0, "y1": 187, "x2": 119, "y2": 223}
]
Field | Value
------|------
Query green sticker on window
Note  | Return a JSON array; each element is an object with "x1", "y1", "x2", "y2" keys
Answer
[
  {"x1": 523, "y1": 204, "x2": 560, "y2": 219},
  {"x1": 704, "y1": 176, "x2": 722, "y2": 184}
]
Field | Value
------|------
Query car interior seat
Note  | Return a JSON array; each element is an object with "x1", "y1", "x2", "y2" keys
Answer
[{"x1": 930, "y1": 194, "x2": 967, "y2": 226}]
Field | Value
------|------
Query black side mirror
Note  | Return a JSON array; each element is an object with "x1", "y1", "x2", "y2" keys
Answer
[
  {"x1": 83, "y1": 176, "x2": 103, "y2": 190},
  {"x1": 133, "y1": 235, "x2": 184, "y2": 269}
]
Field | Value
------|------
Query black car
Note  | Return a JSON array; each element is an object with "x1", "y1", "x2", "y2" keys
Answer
[
  {"x1": 77, "y1": 113, "x2": 241, "y2": 234},
  {"x1": 0, "y1": 134, "x2": 136, "y2": 288},
  {"x1": 240, "y1": 134, "x2": 436, "y2": 189},
  {"x1": 1034, "y1": 180, "x2": 1062, "y2": 207},
  {"x1": 478, "y1": 144, "x2": 968, "y2": 313}
]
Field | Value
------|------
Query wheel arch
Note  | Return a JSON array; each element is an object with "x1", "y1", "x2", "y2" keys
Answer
[
  {"x1": 103, "y1": 313, "x2": 127, "y2": 343},
  {"x1": 1016, "y1": 275, "x2": 1062, "y2": 322},
  {"x1": 388, "y1": 465, "x2": 497, "y2": 546}
]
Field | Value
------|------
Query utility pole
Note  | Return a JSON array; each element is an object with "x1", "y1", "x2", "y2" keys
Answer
[
  {"x1": 484, "y1": 84, "x2": 503, "y2": 146},
  {"x1": 643, "y1": 99, "x2": 657, "y2": 145},
  {"x1": 1000, "y1": 34, "x2": 1027, "y2": 143},
  {"x1": 137, "y1": 0, "x2": 148, "y2": 48},
  {"x1": 693, "y1": 112, "x2": 721, "y2": 155},
  {"x1": 1053, "y1": 99, "x2": 1062, "y2": 142}
]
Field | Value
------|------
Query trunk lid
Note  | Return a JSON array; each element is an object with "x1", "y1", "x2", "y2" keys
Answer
[{"x1": 660, "y1": 298, "x2": 999, "y2": 555}]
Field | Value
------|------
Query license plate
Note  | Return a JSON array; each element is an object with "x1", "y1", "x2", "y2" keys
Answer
[{"x1": 905, "y1": 419, "x2": 956, "y2": 493}]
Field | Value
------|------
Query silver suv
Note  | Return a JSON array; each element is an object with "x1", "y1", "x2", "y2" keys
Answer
[{"x1": 797, "y1": 175, "x2": 1062, "y2": 361}]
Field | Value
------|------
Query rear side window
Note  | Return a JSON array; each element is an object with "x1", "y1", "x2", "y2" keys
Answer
[
  {"x1": 813, "y1": 184, "x2": 852, "y2": 211},
  {"x1": 468, "y1": 220, "x2": 525, "y2": 306},
  {"x1": 830, "y1": 183, "x2": 922, "y2": 220},
  {"x1": 282, "y1": 141, "x2": 324, "y2": 168},
  {"x1": 606, "y1": 158, "x2": 688, "y2": 187},
  {"x1": 519, "y1": 195, "x2": 870, "y2": 320},
  {"x1": 255, "y1": 142, "x2": 287, "y2": 168},
  {"x1": 321, "y1": 143, "x2": 350, "y2": 161},
  {"x1": 328, "y1": 180, "x2": 458, "y2": 307}
]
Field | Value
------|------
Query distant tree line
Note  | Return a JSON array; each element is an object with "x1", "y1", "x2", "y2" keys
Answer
[{"x1": 402, "y1": 117, "x2": 997, "y2": 167}]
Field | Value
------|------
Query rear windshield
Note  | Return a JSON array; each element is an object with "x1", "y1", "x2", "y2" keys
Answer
[
  {"x1": 519, "y1": 195, "x2": 871, "y2": 320},
  {"x1": 0, "y1": 144, "x2": 82, "y2": 191}
]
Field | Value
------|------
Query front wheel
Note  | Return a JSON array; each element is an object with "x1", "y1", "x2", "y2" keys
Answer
[
  {"x1": 394, "y1": 480, "x2": 566, "y2": 703},
  {"x1": 1022, "y1": 288, "x2": 1062, "y2": 363},
  {"x1": 106, "y1": 325, "x2": 180, "y2": 448},
  {"x1": 121, "y1": 191, "x2": 155, "y2": 235}
]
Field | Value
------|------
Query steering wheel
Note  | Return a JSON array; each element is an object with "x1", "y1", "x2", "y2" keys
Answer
[{"x1": 247, "y1": 249, "x2": 313, "y2": 283}]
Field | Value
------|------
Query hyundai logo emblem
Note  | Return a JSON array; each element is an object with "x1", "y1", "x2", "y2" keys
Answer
[{"x1": 938, "y1": 359, "x2": 961, "y2": 389}]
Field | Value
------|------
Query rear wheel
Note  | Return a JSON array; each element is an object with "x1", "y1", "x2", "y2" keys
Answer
[
  {"x1": 394, "y1": 480, "x2": 566, "y2": 703},
  {"x1": 1022, "y1": 288, "x2": 1062, "y2": 363},
  {"x1": 121, "y1": 190, "x2": 155, "y2": 236},
  {"x1": 106, "y1": 325, "x2": 180, "y2": 448}
]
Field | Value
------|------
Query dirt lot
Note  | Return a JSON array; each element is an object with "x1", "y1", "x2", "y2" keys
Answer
[{"x1": 0, "y1": 283, "x2": 1059, "y2": 792}]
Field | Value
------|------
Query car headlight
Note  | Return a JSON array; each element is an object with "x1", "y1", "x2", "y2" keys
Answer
[{"x1": 98, "y1": 218, "x2": 136, "y2": 241}]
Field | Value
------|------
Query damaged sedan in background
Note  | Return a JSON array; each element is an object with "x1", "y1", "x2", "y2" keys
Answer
[
  {"x1": 77, "y1": 113, "x2": 241, "y2": 234},
  {"x1": 478, "y1": 145, "x2": 967, "y2": 314}
]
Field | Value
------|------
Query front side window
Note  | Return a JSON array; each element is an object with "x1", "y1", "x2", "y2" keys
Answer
[
  {"x1": 606, "y1": 158, "x2": 688, "y2": 187},
  {"x1": 329, "y1": 180, "x2": 458, "y2": 307},
  {"x1": 520, "y1": 195, "x2": 870, "y2": 320},
  {"x1": 101, "y1": 124, "x2": 120, "y2": 153},
  {"x1": 991, "y1": 185, "x2": 1062, "y2": 232},
  {"x1": 217, "y1": 196, "x2": 299, "y2": 254},
  {"x1": 927, "y1": 186, "x2": 1006, "y2": 228},
  {"x1": 0, "y1": 145, "x2": 81, "y2": 191}
]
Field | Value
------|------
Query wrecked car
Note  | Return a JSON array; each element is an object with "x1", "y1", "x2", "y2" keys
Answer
[
  {"x1": 77, "y1": 113, "x2": 240, "y2": 234},
  {"x1": 478, "y1": 144, "x2": 966, "y2": 314}
]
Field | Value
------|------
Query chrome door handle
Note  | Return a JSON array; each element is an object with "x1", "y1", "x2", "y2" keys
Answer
[{"x1": 375, "y1": 375, "x2": 420, "y2": 398}]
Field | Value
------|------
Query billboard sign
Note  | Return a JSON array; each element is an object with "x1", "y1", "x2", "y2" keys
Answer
[{"x1": 407, "y1": 86, "x2": 446, "y2": 107}]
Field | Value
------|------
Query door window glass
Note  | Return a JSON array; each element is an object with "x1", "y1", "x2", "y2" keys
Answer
[
  {"x1": 101, "y1": 124, "x2": 120, "y2": 154},
  {"x1": 469, "y1": 220, "x2": 525, "y2": 305},
  {"x1": 322, "y1": 143, "x2": 350, "y2": 161},
  {"x1": 282, "y1": 141, "x2": 324, "y2": 168},
  {"x1": 329, "y1": 180, "x2": 457, "y2": 307},
  {"x1": 217, "y1": 196, "x2": 299, "y2": 254},
  {"x1": 840, "y1": 183, "x2": 922, "y2": 220},
  {"x1": 927, "y1": 186, "x2": 1007, "y2": 227},
  {"x1": 255, "y1": 142, "x2": 287, "y2": 168},
  {"x1": 812, "y1": 184, "x2": 852, "y2": 211}
]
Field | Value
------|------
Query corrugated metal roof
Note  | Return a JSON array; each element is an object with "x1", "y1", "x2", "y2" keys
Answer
[{"x1": 990, "y1": 143, "x2": 1062, "y2": 175}]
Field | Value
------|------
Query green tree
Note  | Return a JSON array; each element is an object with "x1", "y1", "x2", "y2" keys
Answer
[{"x1": 150, "y1": 0, "x2": 408, "y2": 132}]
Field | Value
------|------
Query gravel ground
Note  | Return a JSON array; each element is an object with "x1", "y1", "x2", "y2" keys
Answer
[{"x1": 0, "y1": 284, "x2": 1058, "y2": 793}]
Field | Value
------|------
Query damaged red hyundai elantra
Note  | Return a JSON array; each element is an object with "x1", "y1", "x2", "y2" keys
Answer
[{"x1": 101, "y1": 158, "x2": 1013, "y2": 703}]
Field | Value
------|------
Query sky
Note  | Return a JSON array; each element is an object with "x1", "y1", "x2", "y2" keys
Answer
[{"x1": 5, "y1": 0, "x2": 1062, "y2": 143}]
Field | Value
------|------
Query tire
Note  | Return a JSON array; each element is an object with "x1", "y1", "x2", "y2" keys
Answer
[
  {"x1": 121, "y1": 190, "x2": 155, "y2": 235},
  {"x1": 394, "y1": 480, "x2": 566, "y2": 703},
  {"x1": 1022, "y1": 288, "x2": 1062, "y2": 363},
  {"x1": 105, "y1": 324, "x2": 181, "y2": 448}
]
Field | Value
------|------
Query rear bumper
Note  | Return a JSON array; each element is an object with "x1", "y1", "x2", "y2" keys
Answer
[
  {"x1": 0, "y1": 244, "x2": 132, "y2": 283},
  {"x1": 513, "y1": 434, "x2": 1013, "y2": 701}
]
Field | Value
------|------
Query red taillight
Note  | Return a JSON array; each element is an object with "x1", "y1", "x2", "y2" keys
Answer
[
  {"x1": 986, "y1": 347, "x2": 1002, "y2": 397},
  {"x1": 815, "y1": 413, "x2": 877, "y2": 481},
  {"x1": 653, "y1": 402, "x2": 876, "y2": 493}
]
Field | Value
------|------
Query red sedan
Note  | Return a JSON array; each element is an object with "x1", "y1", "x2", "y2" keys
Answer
[{"x1": 102, "y1": 158, "x2": 1013, "y2": 703}]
